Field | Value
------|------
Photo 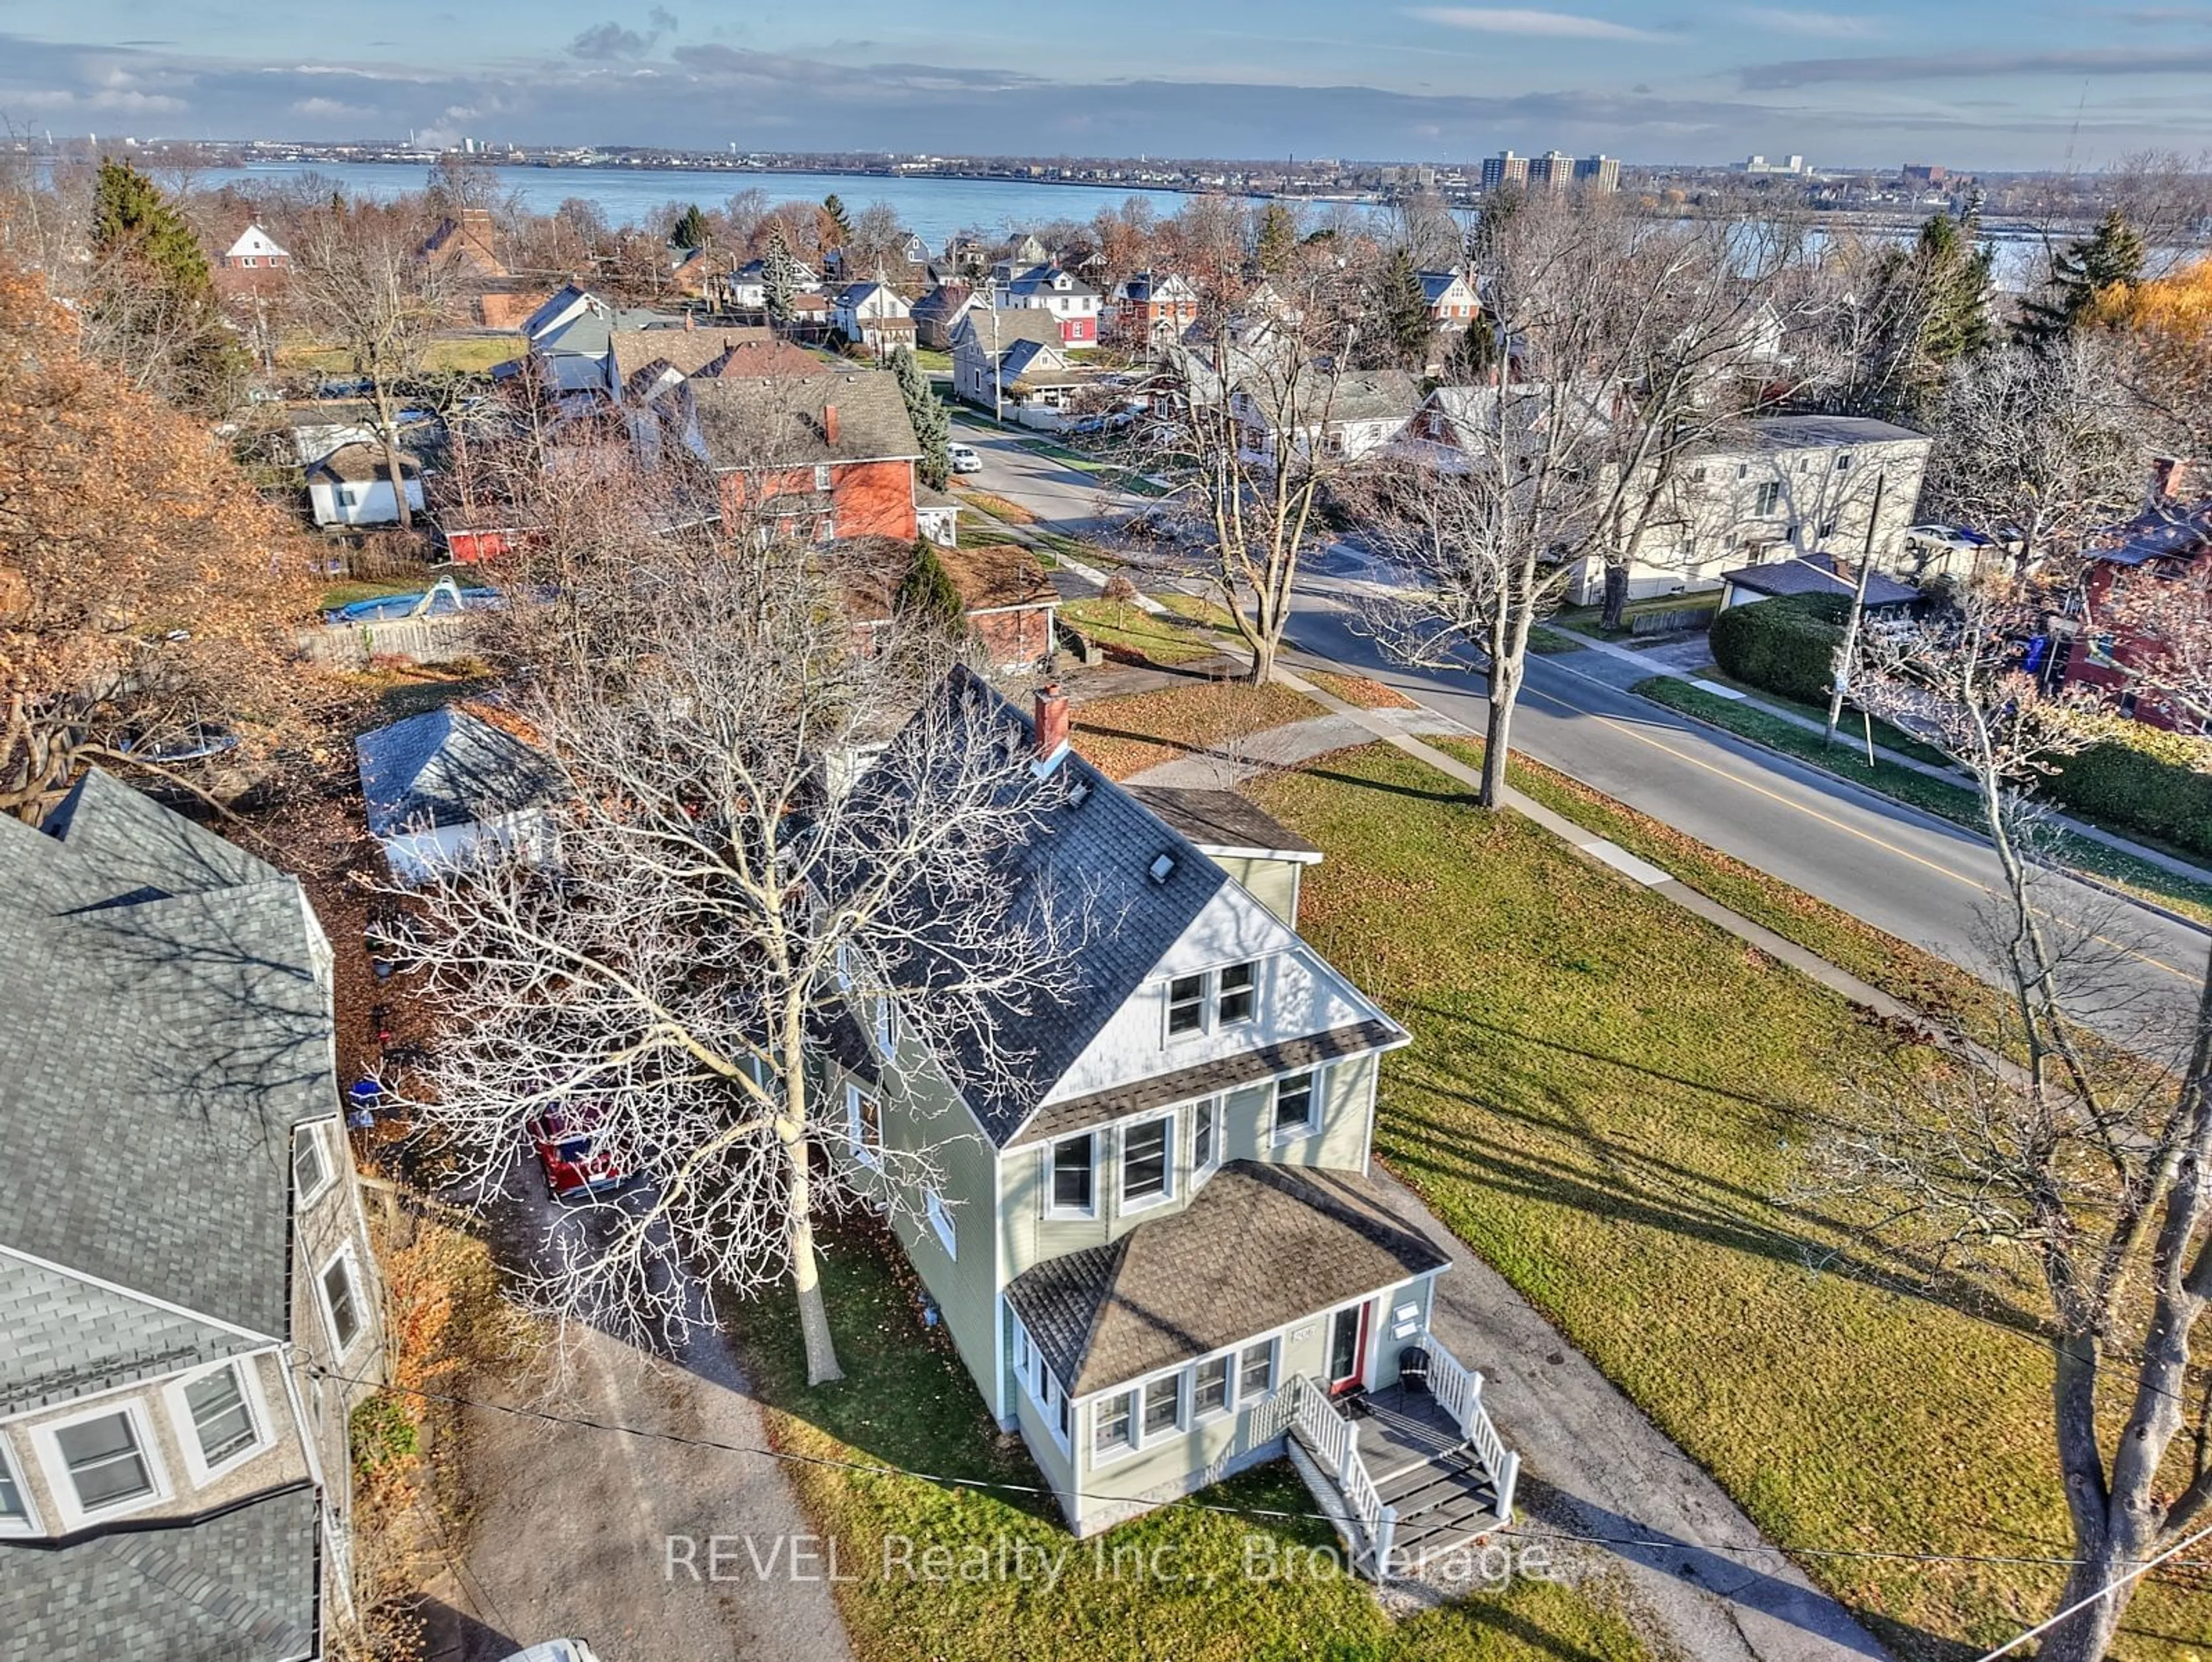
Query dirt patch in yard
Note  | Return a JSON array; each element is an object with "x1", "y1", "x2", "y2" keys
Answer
[{"x1": 1070, "y1": 681, "x2": 1322, "y2": 781}]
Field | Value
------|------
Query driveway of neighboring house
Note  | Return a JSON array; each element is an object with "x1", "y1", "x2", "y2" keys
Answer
[{"x1": 419, "y1": 1175, "x2": 853, "y2": 1662}]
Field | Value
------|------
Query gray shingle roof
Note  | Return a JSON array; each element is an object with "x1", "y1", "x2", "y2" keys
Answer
[
  {"x1": 952, "y1": 308, "x2": 1065, "y2": 357},
  {"x1": 0, "y1": 1256, "x2": 257, "y2": 1418},
  {"x1": 1006, "y1": 1161, "x2": 1450, "y2": 1395},
  {"x1": 609, "y1": 324, "x2": 774, "y2": 388},
  {"x1": 356, "y1": 707, "x2": 566, "y2": 838},
  {"x1": 0, "y1": 770, "x2": 334, "y2": 1343},
  {"x1": 850, "y1": 671, "x2": 1227, "y2": 1145},
  {"x1": 1744, "y1": 413, "x2": 1929, "y2": 450},
  {"x1": 1325, "y1": 369, "x2": 1423, "y2": 426},
  {"x1": 0, "y1": 1484, "x2": 319, "y2": 1662},
  {"x1": 684, "y1": 370, "x2": 921, "y2": 469},
  {"x1": 1721, "y1": 552, "x2": 1919, "y2": 606}
]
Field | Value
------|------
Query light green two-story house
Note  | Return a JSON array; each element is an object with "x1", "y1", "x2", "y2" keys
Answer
[{"x1": 824, "y1": 675, "x2": 1520, "y2": 1579}]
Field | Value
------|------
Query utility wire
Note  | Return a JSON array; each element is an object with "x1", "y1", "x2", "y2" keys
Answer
[
  {"x1": 316, "y1": 1367, "x2": 2212, "y2": 1576},
  {"x1": 1972, "y1": 1517, "x2": 2212, "y2": 1661}
]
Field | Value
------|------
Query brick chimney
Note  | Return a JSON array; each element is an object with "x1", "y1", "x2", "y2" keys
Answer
[
  {"x1": 823, "y1": 403, "x2": 841, "y2": 446},
  {"x1": 1035, "y1": 682, "x2": 1070, "y2": 758},
  {"x1": 684, "y1": 312, "x2": 695, "y2": 331},
  {"x1": 2149, "y1": 456, "x2": 2209, "y2": 506}
]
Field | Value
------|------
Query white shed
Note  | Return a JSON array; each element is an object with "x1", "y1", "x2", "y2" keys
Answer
[
  {"x1": 356, "y1": 707, "x2": 565, "y2": 883},
  {"x1": 307, "y1": 442, "x2": 426, "y2": 528}
]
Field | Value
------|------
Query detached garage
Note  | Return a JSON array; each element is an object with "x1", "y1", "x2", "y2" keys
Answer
[{"x1": 356, "y1": 706, "x2": 565, "y2": 883}]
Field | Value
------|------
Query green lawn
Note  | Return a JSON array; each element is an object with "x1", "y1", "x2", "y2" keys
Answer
[
  {"x1": 317, "y1": 575, "x2": 435, "y2": 611},
  {"x1": 1062, "y1": 598, "x2": 1224, "y2": 667},
  {"x1": 1555, "y1": 595, "x2": 1722, "y2": 644},
  {"x1": 1527, "y1": 626, "x2": 1586, "y2": 656},
  {"x1": 1634, "y1": 676, "x2": 2212, "y2": 928},
  {"x1": 724, "y1": 1216, "x2": 1657, "y2": 1662},
  {"x1": 1690, "y1": 670, "x2": 1957, "y2": 768},
  {"x1": 281, "y1": 335, "x2": 521, "y2": 376},
  {"x1": 1248, "y1": 741, "x2": 2207, "y2": 1660}
]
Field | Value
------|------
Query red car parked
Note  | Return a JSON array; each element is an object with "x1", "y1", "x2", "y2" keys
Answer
[{"x1": 526, "y1": 1108, "x2": 628, "y2": 1200}]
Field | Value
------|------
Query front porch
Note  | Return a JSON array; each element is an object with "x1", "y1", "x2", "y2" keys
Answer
[{"x1": 1285, "y1": 1335, "x2": 1520, "y2": 1582}]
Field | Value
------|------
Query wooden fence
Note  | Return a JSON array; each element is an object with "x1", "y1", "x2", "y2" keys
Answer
[{"x1": 297, "y1": 613, "x2": 478, "y2": 668}]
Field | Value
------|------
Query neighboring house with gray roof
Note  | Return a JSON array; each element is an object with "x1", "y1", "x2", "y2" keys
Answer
[
  {"x1": 816, "y1": 674, "x2": 1519, "y2": 1575},
  {"x1": 1234, "y1": 368, "x2": 1422, "y2": 468},
  {"x1": 949, "y1": 309, "x2": 1123, "y2": 432},
  {"x1": 357, "y1": 706, "x2": 566, "y2": 883},
  {"x1": 0, "y1": 770, "x2": 387, "y2": 1662}
]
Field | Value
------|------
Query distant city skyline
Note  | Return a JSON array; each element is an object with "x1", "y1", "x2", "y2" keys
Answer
[{"x1": 6, "y1": 3, "x2": 2212, "y2": 171}]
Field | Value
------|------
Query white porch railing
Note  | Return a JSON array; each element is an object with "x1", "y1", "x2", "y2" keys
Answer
[
  {"x1": 1287, "y1": 1376, "x2": 1397, "y2": 1577},
  {"x1": 1423, "y1": 1337, "x2": 1521, "y2": 1525}
]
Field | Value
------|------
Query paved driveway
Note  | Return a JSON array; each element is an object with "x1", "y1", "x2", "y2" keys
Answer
[{"x1": 420, "y1": 1177, "x2": 851, "y2": 1662}]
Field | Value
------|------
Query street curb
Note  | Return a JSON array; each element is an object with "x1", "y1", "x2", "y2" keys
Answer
[{"x1": 1619, "y1": 677, "x2": 2212, "y2": 940}]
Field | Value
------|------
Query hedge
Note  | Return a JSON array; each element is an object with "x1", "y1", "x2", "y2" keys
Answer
[
  {"x1": 2047, "y1": 727, "x2": 2212, "y2": 862},
  {"x1": 1707, "y1": 593, "x2": 1850, "y2": 706}
]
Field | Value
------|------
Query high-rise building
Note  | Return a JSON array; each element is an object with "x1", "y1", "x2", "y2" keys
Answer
[
  {"x1": 1480, "y1": 150, "x2": 1529, "y2": 191},
  {"x1": 1531, "y1": 150, "x2": 1576, "y2": 193},
  {"x1": 1573, "y1": 154, "x2": 1620, "y2": 193}
]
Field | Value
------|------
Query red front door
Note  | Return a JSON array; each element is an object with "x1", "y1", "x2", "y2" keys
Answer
[{"x1": 1326, "y1": 1301, "x2": 1370, "y2": 1395}]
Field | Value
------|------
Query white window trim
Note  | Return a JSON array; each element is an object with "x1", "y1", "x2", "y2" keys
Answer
[
  {"x1": 845, "y1": 1082, "x2": 882, "y2": 1169},
  {"x1": 0, "y1": 1433, "x2": 40, "y2": 1535},
  {"x1": 926, "y1": 1188, "x2": 958, "y2": 1260},
  {"x1": 292, "y1": 1120, "x2": 335, "y2": 1208},
  {"x1": 1237, "y1": 1334, "x2": 1281, "y2": 1404},
  {"x1": 1162, "y1": 971, "x2": 1210, "y2": 1044},
  {"x1": 1270, "y1": 1066, "x2": 1326, "y2": 1146},
  {"x1": 163, "y1": 1356, "x2": 276, "y2": 1487},
  {"x1": 1007, "y1": 1310, "x2": 1072, "y2": 1455},
  {"x1": 1192, "y1": 1352, "x2": 1234, "y2": 1422},
  {"x1": 872, "y1": 994, "x2": 895, "y2": 1061},
  {"x1": 1137, "y1": 1369, "x2": 1187, "y2": 1444},
  {"x1": 318, "y1": 1244, "x2": 368, "y2": 1359},
  {"x1": 1118, "y1": 1109, "x2": 1178, "y2": 1215},
  {"x1": 1215, "y1": 960, "x2": 1260, "y2": 1028},
  {"x1": 32, "y1": 1396, "x2": 170, "y2": 1530},
  {"x1": 1191, "y1": 1096, "x2": 1223, "y2": 1184},
  {"x1": 1090, "y1": 1388, "x2": 1138, "y2": 1463},
  {"x1": 1041, "y1": 1130, "x2": 1100, "y2": 1221}
]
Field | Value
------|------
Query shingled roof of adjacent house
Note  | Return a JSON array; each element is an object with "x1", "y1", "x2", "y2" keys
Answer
[
  {"x1": 356, "y1": 706, "x2": 566, "y2": 838},
  {"x1": 1721, "y1": 552, "x2": 1919, "y2": 607},
  {"x1": 307, "y1": 441, "x2": 421, "y2": 484},
  {"x1": 684, "y1": 370, "x2": 921, "y2": 469},
  {"x1": 0, "y1": 1483, "x2": 320, "y2": 1662},
  {"x1": 953, "y1": 307, "x2": 1065, "y2": 356},
  {"x1": 608, "y1": 323, "x2": 775, "y2": 388},
  {"x1": 1006, "y1": 1161, "x2": 1449, "y2": 1395},
  {"x1": 0, "y1": 770, "x2": 332, "y2": 1354}
]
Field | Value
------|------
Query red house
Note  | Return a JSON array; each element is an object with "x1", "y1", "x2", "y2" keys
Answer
[
  {"x1": 671, "y1": 370, "x2": 922, "y2": 544},
  {"x1": 2051, "y1": 458, "x2": 2212, "y2": 729}
]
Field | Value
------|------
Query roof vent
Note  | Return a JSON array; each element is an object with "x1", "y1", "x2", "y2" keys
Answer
[
  {"x1": 1068, "y1": 780, "x2": 1092, "y2": 808},
  {"x1": 1149, "y1": 853, "x2": 1176, "y2": 884}
]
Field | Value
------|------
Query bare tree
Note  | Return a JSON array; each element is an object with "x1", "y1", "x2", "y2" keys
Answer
[
  {"x1": 398, "y1": 539, "x2": 1084, "y2": 1384},
  {"x1": 289, "y1": 208, "x2": 462, "y2": 530},
  {"x1": 1807, "y1": 592, "x2": 2212, "y2": 1662},
  {"x1": 1922, "y1": 333, "x2": 2149, "y2": 572},
  {"x1": 1359, "y1": 383, "x2": 1594, "y2": 808}
]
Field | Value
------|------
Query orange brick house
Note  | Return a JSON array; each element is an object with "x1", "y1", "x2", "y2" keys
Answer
[
  {"x1": 836, "y1": 537, "x2": 1059, "y2": 672},
  {"x1": 662, "y1": 370, "x2": 923, "y2": 544}
]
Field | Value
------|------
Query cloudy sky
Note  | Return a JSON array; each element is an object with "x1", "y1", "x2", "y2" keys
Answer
[{"x1": 5, "y1": 2, "x2": 2212, "y2": 169}]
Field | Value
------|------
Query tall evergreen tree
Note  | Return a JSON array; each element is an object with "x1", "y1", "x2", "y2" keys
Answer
[
  {"x1": 2020, "y1": 208, "x2": 2147, "y2": 346},
  {"x1": 91, "y1": 160, "x2": 213, "y2": 301},
  {"x1": 763, "y1": 225, "x2": 801, "y2": 326},
  {"x1": 671, "y1": 203, "x2": 711, "y2": 253},
  {"x1": 891, "y1": 344, "x2": 952, "y2": 490},
  {"x1": 1377, "y1": 248, "x2": 1434, "y2": 370},
  {"x1": 1253, "y1": 202, "x2": 1297, "y2": 277},
  {"x1": 821, "y1": 194, "x2": 854, "y2": 249}
]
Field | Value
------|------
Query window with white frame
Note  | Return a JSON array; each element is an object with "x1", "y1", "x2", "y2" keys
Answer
[
  {"x1": 1093, "y1": 1391, "x2": 1135, "y2": 1456},
  {"x1": 1191, "y1": 1098, "x2": 1221, "y2": 1180},
  {"x1": 926, "y1": 1188, "x2": 958, "y2": 1259},
  {"x1": 0, "y1": 1437, "x2": 35, "y2": 1534},
  {"x1": 1239, "y1": 1338, "x2": 1278, "y2": 1400},
  {"x1": 873, "y1": 994, "x2": 895, "y2": 1059},
  {"x1": 1121, "y1": 1112, "x2": 1174, "y2": 1209},
  {"x1": 1755, "y1": 480, "x2": 1782, "y2": 517},
  {"x1": 292, "y1": 1122, "x2": 332, "y2": 1207},
  {"x1": 320, "y1": 1250, "x2": 365, "y2": 1354},
  {"x1": 813, "y1": 463, "x2": 834, "y2": 491},
  {"x1": 1272, "y1": 1071, "x2": 1319, "y2": 1141},
  {"x1": 1164, "y1": 974, "x2": 1207, "y2": 1039},
  {"x1": 1045, "y1": 1131, "x2": 1097, "y2": 1219},
  {"x1": 50, "y1": 1407, "x2": 160, "y2": 1518},
  {"x1": 1141, "y1": 1372, "x2": 1183, "y2": 1438},
  {"x1": 846, "y1": 1083, "x2": 882, "y2": 1167},
  {"x1": 1194, "y1": 1354, "x2": 1231, "y2": 1417},
  {"x1": 1217, "y1": 961, "x2": 1259, "y2": 1025},
  {"x1": 180, "y1": 1361, "x2": 263, "y2": 1474}
]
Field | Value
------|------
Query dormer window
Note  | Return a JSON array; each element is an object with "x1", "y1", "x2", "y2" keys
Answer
[
  {"x1": 1166, "y1": 974, "x2": 1207, "y2": 1037},
  {"x1": 1217, "y1": 963, "x2": 1258, "y2": 1025},
  {"x1": 1163, "y1": 963, "x2": 1260, "y2": 1042}
]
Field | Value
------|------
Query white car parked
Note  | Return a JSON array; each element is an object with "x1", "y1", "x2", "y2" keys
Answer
[{"x1": 948, "y1": 442, "x2": 984, "y2": 475}]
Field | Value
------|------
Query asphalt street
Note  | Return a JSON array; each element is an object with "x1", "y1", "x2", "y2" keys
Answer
[{"x1": 953, "y1": 413, "x2": 2208, "y2": 1046}]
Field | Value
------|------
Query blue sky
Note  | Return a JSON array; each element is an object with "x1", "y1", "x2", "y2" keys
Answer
[{"x1": 5, "y1": 2, "x2": 2212, "y2": 168}]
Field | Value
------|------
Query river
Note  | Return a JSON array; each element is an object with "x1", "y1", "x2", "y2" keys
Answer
[{"x1": 193, "y1": 161, "x2": 1232, "y2": 245}]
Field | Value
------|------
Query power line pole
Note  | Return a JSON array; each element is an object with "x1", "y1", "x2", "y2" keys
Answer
[
  {"x1": 991, "y1": 304, "x2": 1003, "y2": 426},
  {"x1": 1825, "y1": 468, "x2": 1886, "y2": 752}
]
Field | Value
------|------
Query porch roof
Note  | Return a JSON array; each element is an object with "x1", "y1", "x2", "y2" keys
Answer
[{"x1": 1005, "y1": 1159, "x2": 1448, "y2": 1397}]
